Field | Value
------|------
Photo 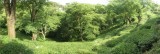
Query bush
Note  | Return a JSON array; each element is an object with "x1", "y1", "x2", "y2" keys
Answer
[
  {"x1": 0, "y1": 36, "x2": 11, "y2": 44},
  {"x1": 124, "y1": 29, "x2": 157, "y2": 52},
  {"x1": 94, "y1": 45, "x2": 112, "y2": 54},
  {"x1": 0, "y1": 29, "x2": 7, "y2": 35},
  {"x1": 85, "y1": 34, "x2": 96, "y2": 40},
  {"x1": 110, "y1": 43, "x2": 140, "y2": 54},
  {"x1": 105, "y1": 36, "x2": 126, "y2": 47},
  {"x1": 0, "y1": 42, "x2": 33, "y2": 54},
  {"x1": 125, "y1": 29, "x2": 154, "y2": 44},
  {"x1": 145, "y1": 40, "x2": 160, "y2": 54}
]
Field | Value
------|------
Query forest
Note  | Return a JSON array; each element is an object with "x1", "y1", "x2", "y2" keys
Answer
[{"x1": 0, "y1": 0, "x2": 160, "y2": 54}]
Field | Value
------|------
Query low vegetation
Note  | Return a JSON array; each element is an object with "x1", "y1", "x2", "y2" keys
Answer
[{"x1": 0, "y1": 0, "x2": 160, "y2": 54}]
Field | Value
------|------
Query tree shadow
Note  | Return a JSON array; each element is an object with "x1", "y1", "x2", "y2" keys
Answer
[
  {"x1": 16, "y1": 31, "x2": 31, "y2": 41},
  {"x1": 0, "y1": 41, "x2": 33, "y2": 54}
]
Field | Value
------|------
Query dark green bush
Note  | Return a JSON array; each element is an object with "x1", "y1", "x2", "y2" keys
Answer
[
  {"x1": 111, "y1": 43, "x2": 140, "y2": 54},
  {"x1": 105, "y1": 36, "x2": 126, "y2": 47},
  {"x1": 124, "y1": 29, "x2": 157, "y2": 52},
  {"x1": 145, "y1": 40, "x2": 160, "y2": 54},
  {"x1": 105, "y1": 39, "x2": 120, "y2": 47},
  {"x1": 94, "y1": 45, "x2": 112, "y2": 54},
  {"x1": 125, "y1": 29, "x2": 154, "y2": 44},
  {"x1": 0, "y1": 42, "x2": 33, "y2": 54}
]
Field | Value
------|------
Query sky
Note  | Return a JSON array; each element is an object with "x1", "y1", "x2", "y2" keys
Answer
[
  {"x1": 49, "y1": 0, "x2": 160, "y2": 5},
  {"x1": 153, "y1": 0, "x2": 160, "y2": 4},
  {"x1": 49, "y1": 0, "x2": 109, "y2": 5}
]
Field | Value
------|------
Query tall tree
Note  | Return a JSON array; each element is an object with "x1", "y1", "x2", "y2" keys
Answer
[
  {"x1": 0, "y1": 0, "x2": 2, "y2": 11},
  {"x1": 54, "y1": 3, "x2": 104, "y2": 41},
  {"x1": 17, "y1": 1, "x2": 61, "y2": 40},
  {"x1": 4, "y1": 0, "x2": 16, "y2": 39},
  {"x1": 37, "y1": 2, "x2": 61, "y2": 40},
  {"x1": 19, "y1": 0, "x2": 47, "y2": 40},
  {"x1": 136, "y1": 0, "x2": 153, "y2": 27},
  {"x1": 0, "y1": 0, "x2": 2, "y2": 34},
  {"x1": 107, "y1": 0, "x2": 153, "y2": 25}
]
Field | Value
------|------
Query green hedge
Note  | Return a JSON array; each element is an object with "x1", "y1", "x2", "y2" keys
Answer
[
  {"x1": 0, "y1": 36, "x2": 33, "y2": 54},
  {"x1": 0, "y1": 42, "x2": 33, "y2": 54}
]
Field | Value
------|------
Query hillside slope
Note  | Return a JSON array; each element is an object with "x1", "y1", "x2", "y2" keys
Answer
[{"x1": 93, "y1": 16, "x2": 160, "y2": 54}]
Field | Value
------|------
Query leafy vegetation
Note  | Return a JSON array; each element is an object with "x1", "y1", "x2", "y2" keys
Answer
[{"x1": 0, "y1": 0, "x2": 160, "y2": 54}]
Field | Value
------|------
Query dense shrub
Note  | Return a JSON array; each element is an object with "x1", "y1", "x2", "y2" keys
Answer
[
  {"x1": 0, "y1": 36, "x2": 2, "y2": 48},
  {"x1": 145, "y1": 40, "x2": 160, "y2": 54},
  {"x1": 125, "y1": 29, "x2": 154, "y2": 43},
  {"x1": 145, "y1": 39, "x2": 160, "y2": 54},
  {"x1": 94, "y1": 45, "x2": 112, "y2": 54},
  {"x1": 124, "y1": 29, "x2": 157, "y2": 52},
  {"x1": 0, "y1": 42, "x2": 33, "y2": 54},
  {"x1": 0, "y1": 36, "x2": 11, "y2": 44},
  {"x1": 105, "y1": 36, "x2": 126, "y2": 47},
  {"x1": 144, "y1": 23, "x2": 160, "y2": 54},
  {"x1": 110, "y1": 43, "x2": 140, "y2": 54}
]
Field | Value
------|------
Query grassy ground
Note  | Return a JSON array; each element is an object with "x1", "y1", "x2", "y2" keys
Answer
[
  {"x1": 0, "y1": 35, "x2": 96, "y2": 54},
  {"x1": 19, "y1": 40, "x2": 95, "y2": 54}
]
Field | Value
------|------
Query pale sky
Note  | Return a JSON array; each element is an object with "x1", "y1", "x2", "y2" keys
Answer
[
  {"x1": 153, "y1": 0, "x2": 160, "y2": 4},
  {"x1": 49, "y1": 0, "x2": 109, "y2": 5},
  {"x1": 49, "y1": 0, "x2": 160, "y2": 5}
]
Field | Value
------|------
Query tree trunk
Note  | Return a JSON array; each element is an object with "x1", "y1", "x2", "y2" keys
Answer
[
  {"x1": 41, "y1": 32, "x2": 46, "y2": 40},
  {"x1": 43, "y1": 26, "x2": 47, "y2": 40},
  {"x1": 127, "y1": 17, "x2": 132, "y2": 24},
  {"x1": 123, "y1": 19, "x2": 127, "y2": 25},
  {"x1": 136, "y1": 14, "x2": 141, "y2": 27},
  {"x1": 32, "y1": 33, "x2": 37, "y2": 40},
  {"x1": 30, "y1": 4, "x2": 37, "y2": 40},
  {"x1": 4, "y1": 0, "x2": 16, "y2": 39},
  {"x1": 136, "y1": 9, "x2": 143, "y2": 27},
  {"x1": 31, "y1": 5, "x2": 36, "y2": 22},
  {"x1": 40, "y1": 26, "x2": 46, "y2": 40}
]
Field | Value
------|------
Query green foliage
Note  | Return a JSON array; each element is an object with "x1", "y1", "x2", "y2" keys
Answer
[
  {"x1": 95, "y1": 29, "x2": 156, "y2": 54},
  {"x1": 110, "y1": 43, "x2": 140, "y2": 54},
  {"x1": 94, "y1": 4, "x2": 106, "y2": 14},
  {"x1": 18, "y1": 0, "x2": 47, "y2": 10},
  {"x1": 0, "y1": 28, "x2": 7, "y2": 35},
  {"x1": 124, "y1": 29, "x2": 154, "y2": 44},
  {"x1": 24, "y1": 23, "x2": 39, "y2": 33},
  {"x1": 0, "y1": 42, "x2": 33, "y2": 54},
  {"x1": 0, "y1": 36, "x2": 32, "y2": 54},
  {"x1": 0, "y1": 35, "x2": 95, "y2": 54},
  {"x1": 106, "y1": 0, "x2": 153, "y2": 25},
  {"x1": 94, "y1": 17, "x2": 159, "y2": 53},
  {"x1": 55, "y1": 3, "x2": 106, "y2": 41},
  {"x1": 9, "y1": 39, "x2": 94, "y2": 54},
  {"x1": 0, "y1": 9, "x2": 6, "y2": 28},
  {"x1": 16, "y1": 2, "x2": 61, "y2": 38},
  {"x1": 0, "y1": 0, "x2": 2, "y2": 11},
  {"x1": 144, "y1": 19, "x2": 160, "y2": 54},
  {"x1": 0, "y1": 0, "x2": 159, "y2": 54},
  {"x1": 124, "y1": 28, "x2": 157, "y2": 52},
  {"x1": 94, "y1": 46, "x2": 111, "y2": 54},
  {"x1": 36, "y1": 3, "x2": 61, "y2": 32},
  {"x1": 0, "y1": 36, "x2": 11, "y2": 44},
  {"x1": 105, "y1": 36, "x2": 125, "y2": 47},
  {"x1": 145, "y1": 40, "x2": 160, "y2": 54}
]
